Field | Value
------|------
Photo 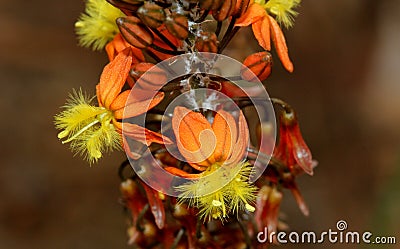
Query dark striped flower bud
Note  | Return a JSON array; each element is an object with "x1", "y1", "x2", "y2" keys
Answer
[
  {"x1": 106, "y1": 0, "x2": 143, "y2": 12},
  {"x1": 195, "y1": 32, "x2": 218, "y2": 53},
  {"x1": 117, "y1": 16, "x2": 153, "y2": 49},
  {"x1": 130, "y1": 63, "x2": 167, "y2": 90},
  {"x1": 137, "y1": 2, "x2": 166, "y2": 29},
  {"x1": 165, "y1": 13, "x2": 189, "y2": 40}
]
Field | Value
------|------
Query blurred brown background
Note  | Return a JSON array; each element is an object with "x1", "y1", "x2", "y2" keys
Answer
[{"x1": 0, "y1": 0, "x2": 399, "y2": 248}]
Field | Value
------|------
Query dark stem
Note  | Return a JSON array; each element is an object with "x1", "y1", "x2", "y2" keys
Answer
[
  {"x1": 270, "y1": 97, "x2": 294, "y2": 114},
  {"x1": 196, "y1": 217, "x2": 202, "y2": 239},
  {"x1": 237, "y1": 216, "x2": 252, "y2": 249},
  {"x1": 218, "y1": 17, "x2": 239, "y2": 53},
  {"x1": 196, "y1": 10, "x2": 209, "y2": 23},
  {"x1": 248, "y1": 213, "x2": 260, "y2": 240},
  {"x1": 246, "y1": 147, "x2": 287, "y2": 171},
  {"x1": 118, "y1": 159, "x2": 134, "y2": 181},
  {"x1": 149, "y1": 44, "x2": 184, "y2": 55},
  {"x1": 136, "y1": 204, "x2": 149, "y2": 232},
  {"x1": 215, "y1": 21, "x2": 223, "y2": 37},
  {"x1": 185, "y1": 37, "x2": 193, "y2": 49},
  {"x1": 170, "y1": 228, "x2": 185, "y2": 249}
]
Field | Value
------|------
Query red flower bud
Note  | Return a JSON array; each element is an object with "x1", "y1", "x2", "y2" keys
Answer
[{"x1": 274, "y1": 111, "x2": 314, "y2": 175}]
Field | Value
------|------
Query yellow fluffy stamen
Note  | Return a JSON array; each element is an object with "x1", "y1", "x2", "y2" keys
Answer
[
  {"x1": 176, "y1": 162, "x2": 258, "y2": 222},
  {"x1": 75, "y1": 0, "x2": 125, "y2": 50},
  {"x1": 256, "y1": 0, "x2": 301, "y2": 28},
  {"x1": 54, "y1": 89, "x2": 121, "y2": 163}
]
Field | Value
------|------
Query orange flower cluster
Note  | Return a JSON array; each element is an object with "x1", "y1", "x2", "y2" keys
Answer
[{"x1": 55, "y1": 0, "x2": 315, "y2": 248}]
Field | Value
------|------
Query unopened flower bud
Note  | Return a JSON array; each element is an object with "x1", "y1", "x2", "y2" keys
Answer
[
  {"x1": 107, "y1": 0, "x2": 142, "y2": 12},
  {"x1": 233, "y1": 0, "x2": 250, "y2": 17},
  {"x1": 120, "y1": 179, "x2": 138, "y2": 197},
  {"x1": 173, "y1": 203, "x2": 190, "y2": 218},
  {"x1": 212, "y1": 0, "x2": 236, "y2": 21},
  {"x1": 117, "y1": 16, "x2": 153, "y2": 49},
  {"x1": 241, "y1": 51, "x2": 272, "y2": 82},
  {"x1": 165, "y1": 13, "x2": 189, "y2": 40},
  {"x1": 130, "y1": 62, "x2": 167, "y2": 90},
  {"x1": 195, "y1": 31, "x2": 218, "y2": 53},
  {"x1": 137, "y1": 2, "x2": 166, "y2": 29}
]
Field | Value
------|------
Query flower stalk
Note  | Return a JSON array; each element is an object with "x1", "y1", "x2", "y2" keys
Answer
[{"x1": 55, "y1": 0, "x2": 315, "y2": 247}]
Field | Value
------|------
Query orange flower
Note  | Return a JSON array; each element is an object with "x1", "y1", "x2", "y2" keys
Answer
[
  {"x1": 235, "y1": 2, "x2": 294, "y2": 72},
  {"x1": 165, "y1": 106, "x2": 249, "y2": 177},
  {"x1": 55, "y1": 48, "x2": 169, "y2": 162},
  {"x1": 96, "y1": 48, "x2": 168, "y2": 145},
  {"x1": 164, "y1": 107, "x2": 257, "y2": 221}
]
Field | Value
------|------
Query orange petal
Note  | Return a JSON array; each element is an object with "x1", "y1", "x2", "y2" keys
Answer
[
  {"x1": 131, "y1": 47, "x2": 146, "y2": 63},
  {"x1": 115, "y1": 121, "x2": 172, "y2": 146},
  {"x1": 268, "y1": 15, "x2": 294, "y2": 73},
  {"x1": 164, "y1": 167, "x2": 199, "y2": 179},
  {"x1": 235, "y1": 3, "x2": 266, "y2": 27},
  {"x1": 106, "y1": 34, "x2": 146, "y2": 62},
  {"x1": 122, "y1": 135, "x2": 142, "y2": 160},
  {"x1": 261, "y1": 16, "x2": 271, "y2": 51},
  {"x1": 251, "y1": 16, "x2": 270, "y2": 51},
  {"x1": 172, "y1": 107, "x2": 215, "y2": 170},
  {"x1": 212, "y1": 110, "x2": 236, "y2": 162},
  {"x1": 105, "y1": 34, "x2": 125, "y2": 61},
  {"x1": 112, "y1": 90, "x2": 164, "y2": 119},
  {"x1": 109, "y1": 89, "x2": 130, "y2": 113},
  {"x1": 252, "y1": 19, "x2": 264, "y2": 49},
  {"x1": 96, "y1": 48, "x2": 132, "y2": 109},
  {"x1": 226, "y1": 110, "x2": 249, "y2": 165}
]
